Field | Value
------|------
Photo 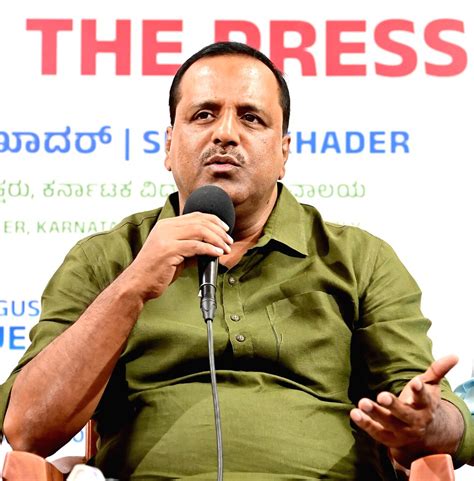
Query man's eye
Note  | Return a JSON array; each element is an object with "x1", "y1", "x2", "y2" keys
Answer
[
  {"x1": 242, "y1": 113, "x2": 260, "y2": 123},
  {"x1": 194, "y1": 111, "x2": 213, "y2": 120}
]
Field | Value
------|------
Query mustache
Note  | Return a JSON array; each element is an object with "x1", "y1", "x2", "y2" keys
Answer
[{"x1": 200, "y1": 147, "x2": 245, "y2": 165}]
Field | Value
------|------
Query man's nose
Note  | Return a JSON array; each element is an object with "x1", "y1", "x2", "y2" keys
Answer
[{"x1": 212, "y1": 111, "x2": 240, "y2": 147}]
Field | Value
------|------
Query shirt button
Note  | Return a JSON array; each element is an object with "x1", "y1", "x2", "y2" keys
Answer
[
  {"x1": 228, "y1": 276, "x2": 237, "y2": 286},
  {"x1": 230, "y1": 314, "x2": 241, "y2": 322},
  {"x1": 235, "y1": 334, "x2": 246, "y2": 342}
]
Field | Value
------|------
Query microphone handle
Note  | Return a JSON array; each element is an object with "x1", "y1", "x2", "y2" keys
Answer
[{"x1": 199, "y1": 256, "x2": 218, "y2": 322}]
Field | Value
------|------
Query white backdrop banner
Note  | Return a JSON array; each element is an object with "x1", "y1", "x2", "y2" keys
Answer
[{"x1": 0, "y1": 1, "x2": 472, "y2": 475}]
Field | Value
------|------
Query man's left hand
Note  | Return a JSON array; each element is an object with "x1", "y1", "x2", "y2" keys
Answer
[{"x1": 350, "y1": 354, "x2": 463, "y2": 466}]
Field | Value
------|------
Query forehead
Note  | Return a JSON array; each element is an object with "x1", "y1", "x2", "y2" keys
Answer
[{"x1": 177, "y1": 54, "x2": 281, "y2": 109}]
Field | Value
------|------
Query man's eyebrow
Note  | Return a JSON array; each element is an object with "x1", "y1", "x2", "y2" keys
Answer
[
  {"x1": 237, "y1": 103, "x2": 267, "y2": 116},
  {"x1": 188, "y1": 101, "x2": 267, "y2": 116},
  {"x1": 188, "y1": 101, "x2": 221, "y2": 112}
]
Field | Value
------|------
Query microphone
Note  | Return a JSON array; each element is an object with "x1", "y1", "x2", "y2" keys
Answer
[{"x1": 183, "y1": 184, "x2": 235, "y2": 322}]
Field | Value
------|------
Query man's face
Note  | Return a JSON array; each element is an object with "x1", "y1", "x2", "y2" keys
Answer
[{"x1": 165, "y1": 54, "x2": 290, "y2": 211}]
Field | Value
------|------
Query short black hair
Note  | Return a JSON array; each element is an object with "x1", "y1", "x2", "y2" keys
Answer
[{"x1": 168, "y1": 41, "x2": 290, "y2": 134}]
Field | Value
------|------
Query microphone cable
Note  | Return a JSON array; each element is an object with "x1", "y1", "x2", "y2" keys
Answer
[
  {"x1": 206, "y1": 318, "x2": 224, "y2": 481},
  {"x1": 183, "y1": 184, "x2": 235, "y2": 481}
]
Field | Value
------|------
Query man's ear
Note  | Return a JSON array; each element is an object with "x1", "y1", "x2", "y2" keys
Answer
[
  {"x1": 164, "y1": 126, "x2": 173, "y2": 171},
  {"x1": 278, "y1": 134, "x2": 291, "y2": 180}
]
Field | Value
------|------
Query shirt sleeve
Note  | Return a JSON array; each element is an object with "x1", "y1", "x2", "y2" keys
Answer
[
  {"x1": 357, "y1": 239, "x2": 474, "y2": 467},
  {"x1": 0, "y1": 242, "x2": 102, "y2": 441}
]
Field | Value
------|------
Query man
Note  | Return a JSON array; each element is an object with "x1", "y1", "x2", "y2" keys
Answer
[{"x1": 0, "y1": 42, "x2": 473, "y2": 480}]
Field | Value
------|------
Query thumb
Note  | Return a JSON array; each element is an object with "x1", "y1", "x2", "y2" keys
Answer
[{"x1": 420, "y1": 355, "x2": 458, "y2": 385}]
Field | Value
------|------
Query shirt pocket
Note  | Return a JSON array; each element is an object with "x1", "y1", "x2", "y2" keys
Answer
[{"x1": 263, "y1": 291, "x2": 352, "y2": 399}]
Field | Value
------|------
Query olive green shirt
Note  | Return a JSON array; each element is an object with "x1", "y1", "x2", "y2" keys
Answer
[{"x1": 1, "y1": 184, "x2": 473, "y2": 480}]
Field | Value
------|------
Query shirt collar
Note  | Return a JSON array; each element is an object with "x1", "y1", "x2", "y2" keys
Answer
[
  {"x1": 158, "y1": 183, "x2": 309, "y2": 258},
  {"x1": 158, "y1": 192, "x2": 180, "y2": 220},
  {"x1": 254, "y1": 182, "x2": 309, "y2": 257}
]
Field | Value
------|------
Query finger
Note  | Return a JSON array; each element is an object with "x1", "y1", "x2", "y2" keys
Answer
[
  {"x1": 177, "y1": 239, "x2": 229, "y2": 259},
  {"x1": 157, "y1": 212, "x2": 231, "y2": 240},
  {"x1": 377, "y1": 387, "x2": 432, "y2": 420},
  {"x1": 358, "y1": 397, "x2": 409, "y2": 431},
  {"x1": 350, "y1": 408, "x2": 397, "y2": 446},
  {"x1": 181, "y1": 212, "x2": 231, "y2": 233},
  {"x1": 404, "y1": 376, "x2": 438, "y2": 409},
  {"x1": 180, "y1": 213, "x2": 233, "y2": 244},
  {"x1": 160, "y1": 214, "x2": 233, "y2": 254},
  {"x1": 420, "y1": 355, "x2": 458, "y2": 385},
  {"x1": 173, "y1": 223, "x2": 233, "y2": 254}
]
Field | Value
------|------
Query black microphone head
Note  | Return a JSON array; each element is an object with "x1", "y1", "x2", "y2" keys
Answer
[{"x1": 183, "y1": 184, "x2": 235, "y2": 234}]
